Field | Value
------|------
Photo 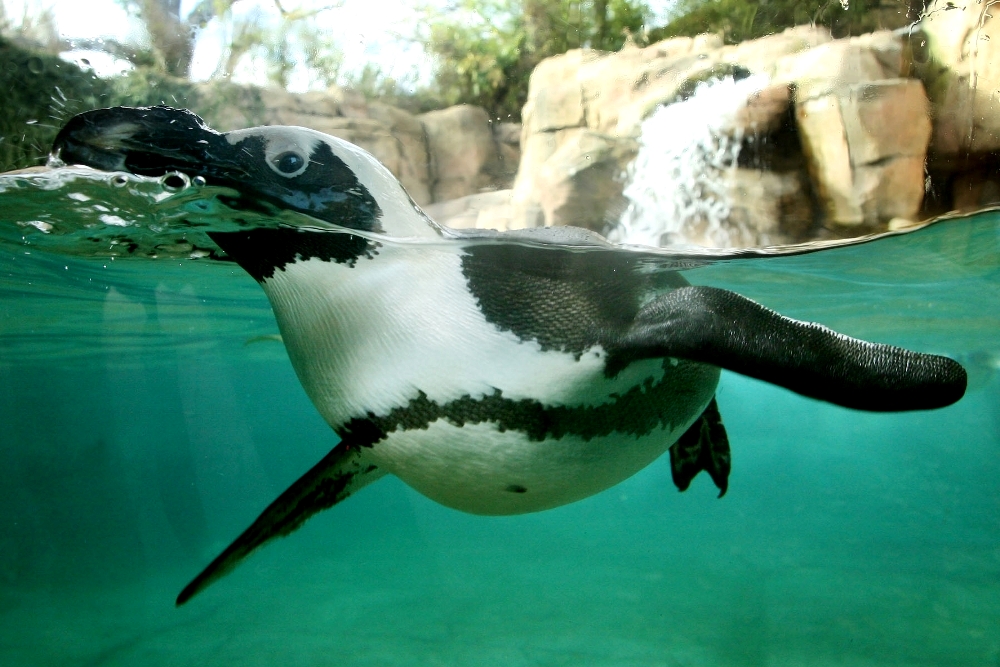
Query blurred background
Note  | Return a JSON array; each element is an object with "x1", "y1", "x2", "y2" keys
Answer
[{"x1": 2, "y1": 0, "x2": 964, "y2": 249}]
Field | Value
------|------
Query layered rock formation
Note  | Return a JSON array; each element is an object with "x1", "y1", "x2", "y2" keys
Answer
[
  {"x1": 198, "y1": 11, "x2": 1000, "y2": 247},
  {"x1": 915, "y1": 0, "x2": 1000, "y2": 211},
  {"x1": 496, "y1": 26, "x2": 943, "y2": 245},
  {"x1": 198, "y1": 84, "x2": 518, "y2": 208}
]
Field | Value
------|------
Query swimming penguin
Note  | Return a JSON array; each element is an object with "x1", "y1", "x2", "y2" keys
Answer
[{"x1": 52, "y1": 106, "x2": 968, "y2": 605}]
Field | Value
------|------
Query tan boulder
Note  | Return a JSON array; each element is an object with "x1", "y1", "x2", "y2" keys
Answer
[
  {"x1": 796, "y1": 94, "x2": 857, "y2": 222},
  {"x1": 721, "y1": 24, "x2": 834, "y2": 74},
  {"x1": 918, "y1": 0, "x2": 1000, "y2": 155},
  {"x1": 582, "y1": 35, "x2": 724, "y2": 134},
  {"x1": 796, "y1": 79, "x2": 931, "y2": 226},
  {"x1": 855, "y1": 156, "x2": 927, "y2": 222},
  {"x1": 420, "y1": 105, "x2": 504, "y2": 202},
  {"x1": 492, "y1": 122, "x2": 522, "y2": 187},
  {"x1": 423, "y1": 190, "x2": 515, "y2": 230},
  {"x1": 775, "y1": 31, "x2": 904, "y2": 101},
  {"x1": 532, "y1": 129, "x2": 632, "y2": 231},
  {"x1": 612, "y1": 56, "x2": 724, "y2": 137},
  {"x1": 521, "y1": 50, "x2": 591, "y2": 135}
]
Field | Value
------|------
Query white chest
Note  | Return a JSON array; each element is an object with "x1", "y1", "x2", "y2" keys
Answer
[{"x1": 258, "y1": 246, "x2": 719, "y2": 514}]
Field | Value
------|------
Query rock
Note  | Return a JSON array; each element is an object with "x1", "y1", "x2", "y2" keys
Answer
[
  {"x1": 514, "y1": 24, "x2": 840, "y2": 240},
  {"x1": 796, "y1": 79, "x2": 931, "y2": 226},
  {"x1": 729, "y1": 83, "x2": 793, "y2": 136},
  {"x1": 584, "y1": 36, "x2": 724, "y2": 135},
  {"x1": 950, "y1": 169, "x2": 1000, "y2": 211},
  {"x1": 918, "y1": 0, "x2": 1000, "y2": 155},
  {"x1": 493, "y1": 122, "x2": 522, "y2": 187},
  {"x1": 840, "y1": 79, "x2": 931, "y2": 165},
  {"x1": 721, "y1": 24, "x2": 834, "y2": 73},
  {"x1": 420, "y1": 105, "x2": 503, "y2": 202},
  {"x1": 423, "y1": 190, "x2": 515, "y2": 230},
  {"x1": 797, "y1": 94, "x2": 857, "y2": 223},
  {"x1": 612, "y1": 57, "x2": 726, "y2": 137},
  {"x1": 522, "y1": 50, "x2": 591, "y2": 135},
  {"x1": 512, "y1": 129, "x2": 632, "y2": 231},
  {"x1": 536, "y1": 130, "x2": 628, "y2": 231},
  {"x1": 725, "y1": 169, "x2": 815, "y2": 244},
  {"x1": 854, "y1": 155, "x2": 927, "y2": 222},
  {"x1": 775, "y1": 31, "x2": 904, "y2": 101},
  {"x1": 196, "y1": 82, "x2": 517, "y2": 207}
]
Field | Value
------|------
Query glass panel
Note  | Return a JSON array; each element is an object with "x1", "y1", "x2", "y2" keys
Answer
[{"x1": 2, "y1": 2, "x2": 999, "y2": 664}]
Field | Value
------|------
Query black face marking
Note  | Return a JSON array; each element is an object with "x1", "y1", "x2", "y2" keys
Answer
[
  {"x1": 52, "y1": 106, "x2": 384, "y2": 236},
  {"x1": 208, "y1": 229, "x2": 378, "y2": 282},
  {"x1": 224, "y1": 135, "x2": 383, "y2": 232},
  {"x1": 461, "y1": 244, "x2": 689, "y2": 356},
  {"x1": 337, "y1": 358, "x2": 717, "y2": 446}
]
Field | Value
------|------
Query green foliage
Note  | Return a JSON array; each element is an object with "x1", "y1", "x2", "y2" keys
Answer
[
  {"x1": 0, "y1": 37, "x2": 113, "y2": 172},
  {"x1": 418, "y1": 0, "x2": 651, "y2": 121},
  {"x1": 298, "y1": 24, "x2": 346, "y2": 90},
  {"x1": 0, "y1": 37, "x2": 265, "y2": 172},
  {"x1": 650, "y1": 0, "x2": 897, "y2": 45}
]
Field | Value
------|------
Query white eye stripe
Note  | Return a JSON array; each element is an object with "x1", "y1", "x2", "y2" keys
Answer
[{"x1": 236, "y1": 128, "x2": 322, "y2": 179}]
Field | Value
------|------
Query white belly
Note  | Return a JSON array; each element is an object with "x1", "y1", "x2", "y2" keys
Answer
[
  {"x1": 259, "y1": 244, "x2": 719, "y2": 514},
  {"x1": 365, "y1": 419, "x2": 699, "y2": 515}
]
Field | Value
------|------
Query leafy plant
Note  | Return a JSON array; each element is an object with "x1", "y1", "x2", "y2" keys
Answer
[
  {"x1": 417, "y1": 0, "x2": 650, "y2": 120},
  {"x1": 650, "y1": 0, "x2": 921, "y2": 45}
]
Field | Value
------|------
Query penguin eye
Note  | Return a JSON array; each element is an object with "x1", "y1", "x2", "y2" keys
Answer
[{"x1": 271, "y1": 151, "x2": 306, "y2": 176}]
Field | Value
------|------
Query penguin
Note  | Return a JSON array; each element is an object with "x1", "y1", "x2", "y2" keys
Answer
[{"x1": 51, "y1": 106, "x2": 968, "y2": 605}]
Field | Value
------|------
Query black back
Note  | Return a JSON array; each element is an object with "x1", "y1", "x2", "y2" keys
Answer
[{"x1": 460, "y1": 242, "x2": 687, "y2": 356}]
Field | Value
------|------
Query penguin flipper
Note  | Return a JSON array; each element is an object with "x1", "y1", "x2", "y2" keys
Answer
[
  {"x1": 670, "y1": 397, "x2": 731, "y2": 497},
  {"x1": 176, "y1": 442, "x2": 385, "y2": 606},
  {"x1": 615, "y1": 286, "x2": 967, "y2": 412}
]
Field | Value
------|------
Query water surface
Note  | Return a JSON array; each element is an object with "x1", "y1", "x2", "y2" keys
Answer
[{"x1": 1, "y1": 169, "x2": 998, "y2": 666}]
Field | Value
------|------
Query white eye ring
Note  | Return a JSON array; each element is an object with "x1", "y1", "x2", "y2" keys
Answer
[{"x1": 268, "y1": 150, "x2": 308, "y2": 177}]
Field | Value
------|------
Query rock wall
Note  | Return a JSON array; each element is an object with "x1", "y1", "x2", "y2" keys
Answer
[
  {"x1": 198, "y1": 10, "x2": 1000, "y2": 247},
  {"x1": 498, "y1": 25, "x2": 944, "y2": 245},
  {"x1": 198, "y1": 84, "x2": 518, "y2": 208},
  {"x1": 915, "y1": 0, "x2": 1000, "y2": 211}
]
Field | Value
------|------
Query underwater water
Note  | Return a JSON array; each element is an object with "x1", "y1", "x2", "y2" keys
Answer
[{"x1": 1, "y1": 170, "x2": 999, "y2": 666}]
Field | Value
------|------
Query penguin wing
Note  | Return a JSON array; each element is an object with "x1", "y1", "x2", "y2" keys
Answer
[
  {"x1": 176, "y1": 442, "x2": 385, "y2": 606},
  {"x1": 611, "y1": 286, "x2": 967, "y2": 412}
]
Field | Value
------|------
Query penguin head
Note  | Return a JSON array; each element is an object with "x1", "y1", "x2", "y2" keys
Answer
[{"x1": 51, "y1": 105, "x2": 441, "y2": 240}]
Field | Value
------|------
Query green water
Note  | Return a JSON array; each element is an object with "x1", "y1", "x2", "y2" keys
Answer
[{"x1": 1, "y1": 172, "x2": 999, "y2": 665}]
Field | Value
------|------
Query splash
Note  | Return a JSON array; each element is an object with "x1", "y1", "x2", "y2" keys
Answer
[{"x1": 610, "y1": 74, "x2": 770, "y2": 248}]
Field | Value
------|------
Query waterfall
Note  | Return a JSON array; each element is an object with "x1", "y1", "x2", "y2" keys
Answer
[{"x1": 609, "y1": 73, "x2": 770, "y2": 248}]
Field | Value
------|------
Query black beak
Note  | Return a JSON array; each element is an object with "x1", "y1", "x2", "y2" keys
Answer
[{"x1": 52, "y1": 106, "x2": 234, "y2": 179}]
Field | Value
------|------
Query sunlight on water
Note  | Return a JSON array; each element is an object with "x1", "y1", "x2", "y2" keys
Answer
[{"x1": 611, "y1": 74, "x2": 770, "y2": 248}]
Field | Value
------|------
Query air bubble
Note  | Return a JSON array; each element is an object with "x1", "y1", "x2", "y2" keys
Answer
[
  {"x1": 192, "y1": 175, "x2": 207, "y2": 187},
  {"x1": 160, "y1": 172, "x2": 190, "y2": 192},
  {"x1": 110, "y1": 174, "x2": 129, "y2": 188}
]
